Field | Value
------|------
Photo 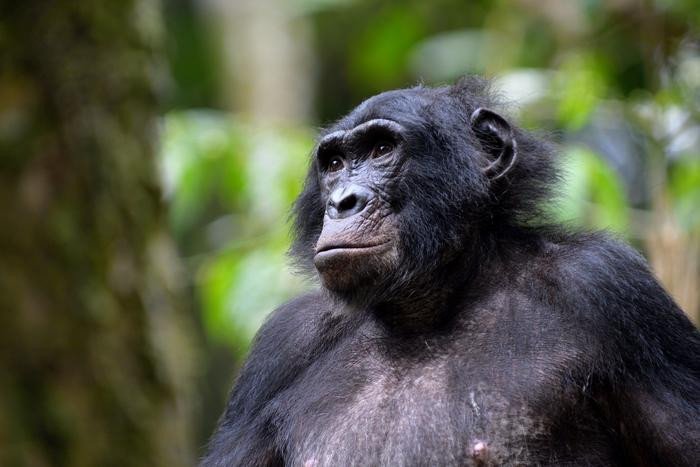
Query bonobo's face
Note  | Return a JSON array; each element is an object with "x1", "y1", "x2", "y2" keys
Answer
[
  {"x1": 294, "y1": 83, "x2": 522, "y2": 304},
  {"x1": 312, "y1": 117, "x2": 405, "y2": 292}
]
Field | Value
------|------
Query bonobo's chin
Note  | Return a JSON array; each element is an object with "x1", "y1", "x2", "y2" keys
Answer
[{"x1": 314, "y1": 241, "x2": 395, "y2": 294}]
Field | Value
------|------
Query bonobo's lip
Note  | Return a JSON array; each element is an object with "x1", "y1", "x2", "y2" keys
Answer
[{"x1": 314, "y1": 241, "x2": 391, "y2": 257}]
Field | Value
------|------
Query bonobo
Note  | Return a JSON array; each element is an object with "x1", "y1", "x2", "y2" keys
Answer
[{"x1": 202, "y1": 78, "x2": 700, "y2": 466}]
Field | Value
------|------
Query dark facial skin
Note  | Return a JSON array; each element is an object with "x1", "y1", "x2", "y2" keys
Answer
[
  {"x1": 312, "y1": 118, "x2": 404, "y2": 292},
  {"x1": 202, "y1": 78, "x2": 700, "y2": 467}
]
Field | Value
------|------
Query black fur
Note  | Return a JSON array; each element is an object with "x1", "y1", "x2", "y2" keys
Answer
[{"x1": 203, "y1": 78, "x2": 700, "y2": 466}]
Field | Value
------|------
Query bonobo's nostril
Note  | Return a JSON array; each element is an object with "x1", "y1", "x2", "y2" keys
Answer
[
  {"x1": 327, "y1": 184, "x2": 373, "y2": 220},
  {"x1": 337, "y1": 194, "x2": 357, "y2": 212}
]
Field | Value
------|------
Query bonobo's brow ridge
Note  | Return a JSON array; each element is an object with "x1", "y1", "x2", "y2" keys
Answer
[{"x1": 318, "y1": 118, "x2": 405, "y2": 150}]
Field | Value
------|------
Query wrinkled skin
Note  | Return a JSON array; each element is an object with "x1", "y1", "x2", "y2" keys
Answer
[
  {"x1": 312, "y1": 118, "x2": 403, "y2": 292},
  {"x1": 202, "y1": 78, "x2": 700, "y2": 467}
]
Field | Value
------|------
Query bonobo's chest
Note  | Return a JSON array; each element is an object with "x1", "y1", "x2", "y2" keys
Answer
[
  {"x1": 285, "y1": 360, "x2": 542, "y2": 466},
  {"x1": 276, "y1": 320, "x2": 605, "y2": 466}
]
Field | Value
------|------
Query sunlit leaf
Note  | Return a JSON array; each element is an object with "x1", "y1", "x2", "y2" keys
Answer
[{"x1": 555, "y1": 53, "x2": 608, "y2": 130}]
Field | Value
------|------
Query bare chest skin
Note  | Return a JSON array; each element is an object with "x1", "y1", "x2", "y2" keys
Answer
[
  {"x1": 273, "y1": 311, "x2": 611, "y2": 467},
  {"x1": 287, "y1": 361, "x2": 541, "y2": 466}
]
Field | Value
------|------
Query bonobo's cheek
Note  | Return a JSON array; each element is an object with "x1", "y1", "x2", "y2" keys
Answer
[{"x1": 313, "y1": 209, "x2": 398, "y2": 291}]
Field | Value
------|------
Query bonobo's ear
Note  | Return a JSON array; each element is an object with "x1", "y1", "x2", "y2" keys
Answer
[{"x1": 470, "y1": 108, "x2": 517, "y2": 180}]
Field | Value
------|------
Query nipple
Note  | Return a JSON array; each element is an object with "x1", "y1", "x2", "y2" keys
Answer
[{"x1": 472, "y1": 440, "x2": 489, "y2": 465}]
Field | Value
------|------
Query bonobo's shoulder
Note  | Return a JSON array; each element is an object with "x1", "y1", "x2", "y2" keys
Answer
[
  {"x1": 536, "y1": 230, "x2": 700, "y2": 374},
  {"x1": 519, "y1": 232, "x2": 639, "y2": 313},
  {"x1": 543, "y1": 231, "x2": 649, "y2": 282},
  {"x1": 252, "y1": 290, "x2": 334, "y2": 352},
  {"x1": 225, "y1": 291, "x2": 335, "y2": 408},
  {"x1": 263, "y1": 290, "x2": 331, "y2": 326},
  {"x1": 533, "y1": 231, "x2": 658, "y2": 302},
  {"x1": 535, "y1": 230, "x2": 687, "y2": 327},
  {"x1": 209, "y1": 290, "x2": 337, "y2": 458}
]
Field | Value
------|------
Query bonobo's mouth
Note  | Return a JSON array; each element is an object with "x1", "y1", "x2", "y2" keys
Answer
[
  {"x1": 313, "y1": 241, "x2": 392, "y2": 280},
  {"x1": 316, "y1": 241, "x2": 389, "y2": 255},
  {"x1": 314, "y1": 241, "x2": 391, "y2": 257}
]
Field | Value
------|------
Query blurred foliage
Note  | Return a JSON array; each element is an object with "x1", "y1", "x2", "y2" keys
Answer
[
  {"x1": 669, "y1": 155, "x2": 700, "y2": 231},
  {"x1": 161, "y1": 112, "x2": 312, "y2": 348},
  {"x1": 556, "y1": 146, "x2": 630, "y2": 232},
  {"x1": 159, "y1": 0, "x2": 700, "y2": 446}
]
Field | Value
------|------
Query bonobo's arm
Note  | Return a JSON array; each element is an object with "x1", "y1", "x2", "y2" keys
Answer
[
  {"x1": 200, "y1": 293, "x2": 327, "y2": 467},
  {"x1": 576, "y1": 239, "x2": 700, "y2": 465},
  {"x1": 613, "y1": 282, "x2": 700, "y2": 466}
]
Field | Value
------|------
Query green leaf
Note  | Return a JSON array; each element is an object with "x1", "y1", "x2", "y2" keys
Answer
[{"x1": 555, "y1": 53, "x2": 608, "y2": 130}]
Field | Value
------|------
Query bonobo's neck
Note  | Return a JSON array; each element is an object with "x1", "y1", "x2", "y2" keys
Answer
[
  {"x1": 371, "y1": 239, "x2": 485, "y2": 334},
  {"x1": 368, "y1": 225, "x2": 538, "y2": 334}
]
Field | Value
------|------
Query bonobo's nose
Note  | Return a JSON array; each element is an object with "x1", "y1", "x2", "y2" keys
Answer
[{"x1": 327, "y1": 184, "x2": 374, "y2": 220}]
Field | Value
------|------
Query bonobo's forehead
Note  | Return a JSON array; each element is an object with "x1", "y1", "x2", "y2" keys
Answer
[{"x1": 326, "y1": 86, "x2": 443, "y2": 134}]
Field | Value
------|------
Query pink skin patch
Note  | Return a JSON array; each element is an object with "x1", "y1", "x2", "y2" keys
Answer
[{"x1": 472, "y1": 440, "x2": 488, "y2": 463}]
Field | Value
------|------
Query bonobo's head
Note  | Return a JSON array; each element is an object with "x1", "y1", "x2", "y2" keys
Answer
[{"x1": 292, "y1": 77, "x2": 556, "y2": 309}]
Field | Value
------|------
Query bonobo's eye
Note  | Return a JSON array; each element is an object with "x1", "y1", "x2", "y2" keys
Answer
[
  {"x1": 371, "y1": 141, "x2": 395, "y2": 158},
  {"x1": 327, "y1": 155, "x2": 345, "y2": 173}
]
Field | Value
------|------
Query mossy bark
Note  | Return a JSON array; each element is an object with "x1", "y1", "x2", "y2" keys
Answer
[{"x1": 0, "y1": 1, "x2": 194, "y2": 466}]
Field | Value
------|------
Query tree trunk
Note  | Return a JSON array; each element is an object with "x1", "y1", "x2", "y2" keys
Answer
[{"x1": 0, "y1": 1, "x2": 194, "y2": 466}]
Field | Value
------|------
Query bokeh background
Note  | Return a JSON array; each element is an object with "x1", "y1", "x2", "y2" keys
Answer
[{"x1": 1, "y1": 0, "x2": 698, "y2": 465}]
